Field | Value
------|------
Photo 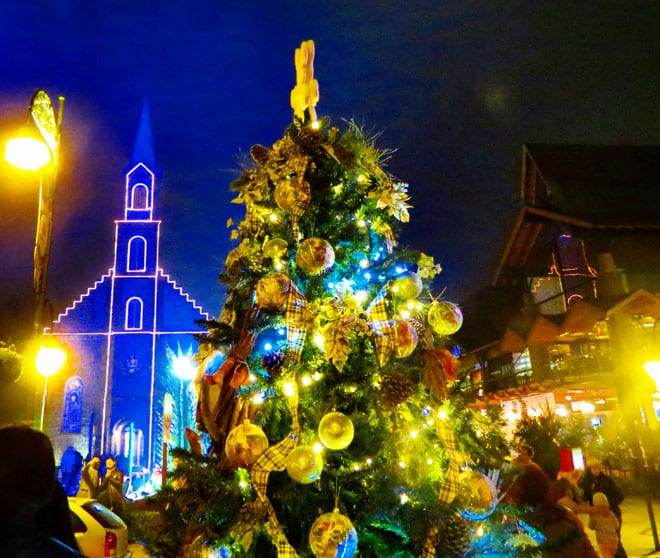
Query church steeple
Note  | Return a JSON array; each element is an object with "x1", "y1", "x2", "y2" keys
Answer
[{"x1": 130, "y1": 100, "x2": 156, "y2": 169}]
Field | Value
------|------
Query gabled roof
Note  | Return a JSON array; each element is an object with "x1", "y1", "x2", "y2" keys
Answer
[{"x1": 560, "y1": 299, "x2": 606, "y2": 335}]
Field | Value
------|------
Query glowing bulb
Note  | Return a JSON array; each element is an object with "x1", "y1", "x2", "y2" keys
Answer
[
  {"x1": 410, "y1": 430, "x2": 418, "y2": 439},
  {"x1": 437, "y1": 409, "x2": 448, "y2": 420},
  {"x1": 252, "y1": 392, "x2": 265, "y2": 405},
  {"x1": 269, "y1": 213, "x2": 278, "y2": 222},
  {"x1": 313, "y1": 442, "x2": 324, "y2": 454},
  {"x1": 283, "y1": 381, "x2": 296, "y2": 397},
  {"x1": 301, "y1": 375, "x2": 312, "y2": 387},
  {"x1": 313, "y1": 331, "x2": 325, "y2": 350},
  {"x1": 355, "y1": 290, "x2": 368, "y2": 304},
  {"x1": 476, "y1": 525, "x2": 484, "y2": 537},
  {"x1": 239, "y1": 480, "x2": 248, "y2": 489},
  {"x1": 359, "y1": 258, "x2": 369, "y2": 269},
  {"x1": 264, "y1": 342, "x2": 273, "y2": 351},
  {"x1": 366, "y1": 458, "x2": 373, "y2": 465},
  {"x1": 249, "y1": 373, "x2": 257, "y2": 383},
  {"x1": 357, "y1": 174, "x2": 366, "y2": 183},
  {"x1": 357, "y1": 219, "x2": 367, "y2": 227},
  {"x1": 354, "y1": 464, "x2": 361, "y2": 472},
  {"x1": 399, "y1": 309, "x2": 411, "y2": 319},
  {"x1": 400, "y1": 493, "x2": 409, "y2": 504},
  {"x1": 312, "y1": 372, "x2": 322, "y2": 381},
  {"x1": 310, "y1": 120, "x2": 321, "y2": 130},
  {"x1": 427, "y1": 458, "x2": 433, "y2": 465},
  {"x1": 399, "y1": 461, "x2": 406, "y2": 469}
]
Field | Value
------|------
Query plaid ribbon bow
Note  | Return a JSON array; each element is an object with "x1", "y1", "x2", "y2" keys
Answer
[
  {"x1": 365, "y1": 287, "x2": 396, "y2": 368},
  {"x1": 250, "y1": 385, "x2": 301, "y2": 557},
  {"x1": 284, "y1": 282, "x2": 307, "y2": 363}
]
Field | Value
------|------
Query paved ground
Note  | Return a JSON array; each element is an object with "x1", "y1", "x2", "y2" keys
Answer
[{"x1": 128, "y1": 496, "x2": 660, "y2": 557}]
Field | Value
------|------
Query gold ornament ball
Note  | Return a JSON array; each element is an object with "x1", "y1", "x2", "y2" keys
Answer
[
  {"x1": 274, "y1": 177, "x2": 309, "y2": 213},
  {"x1": 296, "y1": 237, "x2": 335, "y2": 275},
  {"x1": 392, "y1": 320, "x2": 418, "y2": 359},
  {"x1": 286, "y1": 445, "x2": 324, "y2": 484},
  {"x1": 391, "y1": 271, "x2": 423, "y2": 300},
  {"x1": 318, "y1": 412, "x2": 354, "y2": 450},
  {"x1": 255, "y1": 272, "x2": 291, "y2": 310},
  {"x1": 454, "y1": 469, "x2": 498, "y2": 521},
  {"x1": 309, "y1": 508, "x2": 358, "y2": 558},
  {"x1": 263, "y1": 238, "x2": 289, "y2": 260},
  {"x1": 224, "y1": 423, "x2": 269, "y2": 468},
  {"x1": 427, "y1": 301, "x2": 463, "y2": 336}
]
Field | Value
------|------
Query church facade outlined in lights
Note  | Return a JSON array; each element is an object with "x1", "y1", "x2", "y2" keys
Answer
[{"x1": 45, "y1": 104, "x2": 209, "y2": 486}]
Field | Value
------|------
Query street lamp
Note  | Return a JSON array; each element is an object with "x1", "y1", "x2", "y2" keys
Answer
[
  {"x1": 5, "y1": 89, "x2": 65, "y2": 336},
  {"x1": 35, "y1": 344, "x2": 66, "y2": 430},
  {"x1": 171, "y1": 348, "x2": 197, "y2": 448}
]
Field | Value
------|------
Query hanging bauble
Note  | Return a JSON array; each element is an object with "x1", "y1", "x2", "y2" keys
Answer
[
  {"x1": 427, "y1": 301, "x2": 463, "y2": 336},
  {"x1": 296, "y1": 237, "x2": 335, "y2": 275},
  {"x1": 286, "y1": 445, "x2": 323, "y2": 484},
  {"x1": 309, "y1": 508, "x2": 358, "y2": 558},
  {"x1": 255, "y1": 272, "x2": 292, "y2": 311},
  {"x1": 263, "y1": 238, "x2": 289, "y2": 260},
  {"x1": 391, "y1": 271, "x2": 423, "y2": 300},
  {"x1": 274, "y1": 177, "x2": 310, "y2": 213},
  {"x1": 224, "y1": 423, "x2": 269, "y2": 469},
  {"x1": 454, "y1": 469, "x2": 498, "y2": 521},
  {"x1": 392, "y1": 320, "x2": 418, "y2": 359},
  {"x1": 318, "y1": 412, "x2": 354, "y2": 450}
]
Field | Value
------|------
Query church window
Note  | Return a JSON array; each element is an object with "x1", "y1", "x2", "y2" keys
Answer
[
  {"x1": 125, "y1": 297, "x2": 144, "y2": 330},
  {"x1": 127, "y1": 236, "x2": 147, "y2": 271},
  {"x1": 130, "y1": 183, "x2": 150, "y2": 209},
  {"x1": 61, "y1": 377, "x2": 83, "y2": 433}
]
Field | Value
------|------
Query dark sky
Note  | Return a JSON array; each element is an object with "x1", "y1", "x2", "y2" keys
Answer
[{"x1": 1, "y1": 1, "x2": 658, "y2": 343}]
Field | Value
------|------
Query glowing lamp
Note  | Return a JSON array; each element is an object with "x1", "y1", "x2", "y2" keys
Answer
[
  {"x1": 5, "y1": 137, "x2": 52, "y2": 171},
  {"x1": 35, "y1": 345, "x2": 66, "y2": 378},
  {"x1": 643, "y1": 361, "x2": 660, "y2": 391}
]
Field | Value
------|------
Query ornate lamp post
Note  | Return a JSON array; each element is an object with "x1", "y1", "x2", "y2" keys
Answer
[
  {"x1": 5, "y1": 90, "x2": 65, "y2": 429},
  {"x1": 171, "y1": 348, "x2": 197, "y2": 448},
  {"x1": 5, "y1": 90, "x2": 64, "y2": 336}
]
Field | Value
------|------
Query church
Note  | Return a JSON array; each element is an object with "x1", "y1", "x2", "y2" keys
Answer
[{"x1": 45, "y1": 104, "x2": 209, "y2": 485}]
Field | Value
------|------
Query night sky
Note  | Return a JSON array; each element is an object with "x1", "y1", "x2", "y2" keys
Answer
[{"x1": 1, "y1": 2, "x2": 658, "y2": 343}]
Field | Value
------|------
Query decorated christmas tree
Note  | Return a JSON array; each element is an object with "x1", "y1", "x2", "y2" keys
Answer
[{"x1": 142, "y1": 41, "x2": 547, "y2": 558}]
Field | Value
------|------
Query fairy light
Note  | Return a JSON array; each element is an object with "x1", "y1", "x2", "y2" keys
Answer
[
  {"x1": 357, "y1": 174, "x2": 367, "y2": 183},
  {"x1": 410, "y1": 430, "x2": 419, "y2": 439},
  {"x1": 353, "y1": 464, "x2": 361, "y2": 472},
  {"x1": 366, "y1": 457, "x2": 373, "y2": 466},
  {"x1": 357, "y1": 218, "x2": 367, "y2": 228},
  {"x1": 359, "y1": 258, "x2": 369, "y2": 269},
  {"x1": 313, "y1": 442, "x2": 324, "y2": 454},
  {"x1": 354, "y1": 290, "x2": 368, "y2": 305},
  {"x1": 398, "y1": 461, "x2": 406, "y2": 469},
  {"x1": 475, "y1": 525, "x2": 484, "y2": 537},
  {"x1": 283, "y1": 381, "x2": 296, "y2": 397},
  {"x1": 269, "y1": 213, "x2": 278, "y2": 222},
  {"x1": 301, "y1": 375, "x2": 312, "y2": 387},
  {"x1": 400, "y1": 493, "x2": 409, "y2": 504},
  {"x1": 427, "y1": 458, "x2": 433, "y2": 465},
  {"x1": 310, "y1": 120, "x2": 321, "y2": 130},
  {"x1": 437, "y1": 408, "x2": 448, "y2": 420},
  {"x1": 312, "y1": 372, "x2": 322, "y2": 381},
  {"x1": 313, "y1": 331, "x2": 325, "y2": 350},
  {"x1": 252, "y1": 392, "x2": 266, "y2": 405}
]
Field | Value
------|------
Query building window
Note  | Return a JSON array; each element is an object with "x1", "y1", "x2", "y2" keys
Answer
[
  {"x1": 127, "y1": 236, "x2": 147, "y2": 271},
  {"x1": 62, "y1": 377, "x2": 83, "y2": 433},
  {"x1": 110, "y1": 419, "x2": 144, "y2": 467},
  {"x1": 125, "y1": 297, "x2": 144, "y2": 330},
  {"x1": 130, "y1": 183, "x2": 150, "y2": 209}
]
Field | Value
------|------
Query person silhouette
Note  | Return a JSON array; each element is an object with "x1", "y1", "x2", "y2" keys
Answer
[{"x1": 0, "y1": 423, "x2": 83, "y2": 557}]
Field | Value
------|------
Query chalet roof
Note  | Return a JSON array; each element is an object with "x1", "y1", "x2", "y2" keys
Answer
[
  {"x1": 560, "y1": 299, "x2": 606, "y2": 335},
  {"x1": 523, "y1": 144, "x2": 660, "y2": 225}
]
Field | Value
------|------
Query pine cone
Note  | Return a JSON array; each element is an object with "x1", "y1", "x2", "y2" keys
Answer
[
  {"x1": 433, "y1": 514, "x2": 472, "y2": 558},
  {"x1": 262, "y1": 350, "x2": 285, "y2": 376},
  {"x1": 380, "y1": 372, "x2": 416, "y2": 406}
]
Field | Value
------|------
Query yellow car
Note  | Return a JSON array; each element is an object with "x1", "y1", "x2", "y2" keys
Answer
[{"x1": 68, "y1": 497, "x2": 131, "y2": 558}]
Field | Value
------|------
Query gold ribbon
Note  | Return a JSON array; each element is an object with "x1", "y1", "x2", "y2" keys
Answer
[{"x1": 249, "y1": 382, "x2": 300, "y2": 556}]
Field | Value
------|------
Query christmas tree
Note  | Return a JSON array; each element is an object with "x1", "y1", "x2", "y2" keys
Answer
[{"x1": 143, "y1": 40, "x2": 545, "y2": 558}]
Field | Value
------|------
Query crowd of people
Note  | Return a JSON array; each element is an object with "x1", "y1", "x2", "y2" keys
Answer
[
  {"x1": 0, "y1": 423, "x2": 127, "y2": 557},
  {"x1": 505, "y1": 445, "x2": 628, "y2": 558}
]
